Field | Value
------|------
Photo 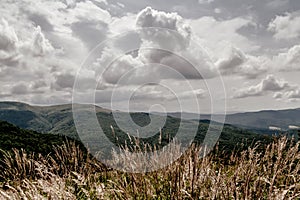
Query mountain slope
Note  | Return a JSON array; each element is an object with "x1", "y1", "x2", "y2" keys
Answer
[
  {"x1": 0, "y1": 102, "x2": 273, "y2": 154},
  {"x1": 0, "y1": 120, "x2": 70, "y2": 156},
  {"x1": 0, "y1": 102, "x2": 110, "y2": 138}
]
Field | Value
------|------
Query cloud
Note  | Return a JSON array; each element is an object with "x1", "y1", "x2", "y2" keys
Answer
[
  {"x1": 169, "y1": 89, "x2": 206, "y2": 100},
  {"x1": 52, "y1": 69, "x2": 97, "y2": 92},
  {"x1": 0, "y1": 0, "x2": 299, "y2": 112},
  {"x1": 284, "y1": 89, "x2": 300, "y2": 99},
  {"x1": 11, "y1": 83, "x2": 29, "y2": 95},
  {"x1": 214, "y1": 8, "x2": 222, "y2": 14},
  {"x1": 198, "y1": 0, "x2": 214, "y2": 4},
  {"x1": 31, "y1": 26, "x2": 54, "y2": 56},
  {"x1": 64, "y1": 1, "x2": 111, "y2": 50},
  {"x1": 71, "y1": 20, "x2": 108, "y2": 50},
  {"x1": 30, "y1": 93, "x2": 71, "y2": 105},
  {"x1": 274, "y1": 88, "x2": 300, "y2": 101},
  {"x1": 189, "y1": 16, "x2": 258, "y2": 53},
  {"x1": 0, "y1": 18, "x2": 55, "y2": 64},
  {"x1": 27, "y1": 12, "x2": 54, "y2": 32},
  {"x1": 32, "y1": 80, "x2": 47, "y2": 89},
  {"x1": 273, "y1": 45, "x2": 300, "y2": 71},
  {"x1": 53, "y1": 73, "x2": 75, "y2": 90},
  {"x1": 136, "y1": 87, "x2": 206, "y2": 101},
  {"x1": 289, "y1": 125, "x2": 300, "y2": 130},
  {"x1": 0, "y1": 19, "x2": 18, "y2": 52},
  {"x1": 18, "y1": 0, "x2": 111, "y2": 58},
  {"x1": 94, "y1": 86, "x2": 167, "y2": 104},
  {"x1": 92, "y1": 7, "x2": 216, "y2": 88},
  {"x1": 101, "y1": 51, "x2": 144, "y2": 85},
  {"x1": 188, "y1": 16, "x2": 268, "y2": 79},
  {"x1": 234, "y1": 75, "x2": 291, "y2": 98},
  {"x1": 0, "y1": 0, "x2": 111, "y2": 103},
  {"x1": 135, "y1": 7, "x2": 215, "y2": 79},
  {"x1": 0, "y1": 19, "x2": 21, "y2": 66},
  {"x1": 214, "y1": 44, "x2": 268, "y2": 79},
  {"x1": 94, "y1": 84, "x2": 206, "y2": 104},
  {"x1": 269, "y1": 126, "x2": 281, "y2": 131},
  {"x1": 268, "y1": 12, "x2": 300, "y2": 40},
  {"x1": 136, "y1": 7, "x2": 191, "y2": 51},
  {"x1": 216, "y1": 46, "x2": 246, "y2": 73},
  {"x1": 109, "y1": 14, "x2": 136, "y2": 35},
  {"x1": 0, "y1": 15, "x2": 66, "y2": 102},
  {"x1": 53, "y1": 0, "x2": 111, "y2": 24},
  {"x1": 266, "y1": 0, "x2": 290, "y2": 9}
]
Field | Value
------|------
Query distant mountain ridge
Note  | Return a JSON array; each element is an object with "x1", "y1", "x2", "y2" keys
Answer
[
  {"x1": 169, "y1": 108, "x2": 300, "y2": 131},
  {"x1": 0, "y1": 101, "x2": 110, "y2": 138},
  {"x1": 1, "y1": 101, "x2": 300, "y2": 135},
  {"x1": 0, "y1": 101, "x2": 273, "y2": 153}
]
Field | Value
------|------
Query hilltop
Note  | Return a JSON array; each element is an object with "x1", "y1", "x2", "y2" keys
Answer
[
  {"x1": 0, "y1": 101, "x2": 272, "y2": 154},
  {"x1": 169, "y1": 108, "x2": 300, "y2": 133}
]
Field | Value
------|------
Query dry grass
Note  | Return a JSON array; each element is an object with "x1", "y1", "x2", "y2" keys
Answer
[{"x1": 0, "y1": 137, "x2": 299, "y2": 199}]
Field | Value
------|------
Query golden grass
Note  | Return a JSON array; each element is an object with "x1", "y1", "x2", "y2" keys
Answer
[{"x1": 0, "y1": 137, "x2": 299, "y2": 199}]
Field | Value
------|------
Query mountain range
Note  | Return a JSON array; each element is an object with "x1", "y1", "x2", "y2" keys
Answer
[
  {"x1": 168, "y1": 108, "x2": 300, "y2": 132},
  {"x1": 0, "y1": 101, "x2": 274, "y2": 153},
  {"x1": 0, "y1": 101, "x2": 110, "y2": 138}
]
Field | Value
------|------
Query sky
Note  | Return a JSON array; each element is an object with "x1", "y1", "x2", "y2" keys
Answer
[{"x1": 0, "y1": 0, "x2": 300, "y2": 113}]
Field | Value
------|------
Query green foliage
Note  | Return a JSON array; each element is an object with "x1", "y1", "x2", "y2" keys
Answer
[{"x1": 0, "y1": 120, "x2": 86, "y2": 160}]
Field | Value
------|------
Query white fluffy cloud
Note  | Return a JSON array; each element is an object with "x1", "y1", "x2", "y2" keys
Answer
[
  {"x1": 0, "y1": 0, "x2": 299, "y2": 112},
  {"x1": 0, "y1": 19, "x2": 21, "y2": 66},
  {"x1": 268, "y1": 12, "x2": 300, "y2": 40},
  {"x1": 0, "y1": 16, "x2": 71, "y2": 101},
  {"x1": 215, "y1": 44, "x2": 268, "y2": 79},
  {"x1": 190, "y1": 16, "x2": 258, "y2": 53},
  {"x1": 283, "y1": 89, "x2": 300, "y2": 99},
  {"x1": 289, "y1": 125, "x2": 300, "y2": 130},
  {"x1": 29, "y1": 26, "x2": 55, "y2": 56},
  {"x1": 109, "y1": 14, "x2": 136, "y2": 35},
  {"x1": 136, "y1": 7, "x2": 192, "y2": 52},
  {"x1": 188, "y1": 16, "x2": 269, "y2": 79},
  {"x1": 92, "y1": 7, "x2": 216, "y2": 88},
  {"x1": 269, "y1": 126, "x2": 281, "y2": 131},
  {"x1": 234, "y1": 75, "x2": 291, "y2": 98},
  {"x1": 0, "y1": 18, "x2": 56, "y2": 69},
  {"x1": 0, "y1": 0, "x2": 114, "y2": 103},
  {"x1": 0, "y1": 19, "x2": 18, "y2": 52},
  {"x1": 198, "y1": 0, "x2": 214, "y2": 4},
  {"x1": 274, "y1": 88, "x2": 300, "y2": 101},
  {"x1": 216, "y1": 46, "x2": 246, "y2": 73},
  {"x1": 273, "y1": 45, "x2": 300, "y2": 71}
]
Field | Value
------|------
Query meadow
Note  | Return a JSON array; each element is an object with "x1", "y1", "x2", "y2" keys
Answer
[{"x1": 0, "y1": 135, "x2": 299, "y2": 199}]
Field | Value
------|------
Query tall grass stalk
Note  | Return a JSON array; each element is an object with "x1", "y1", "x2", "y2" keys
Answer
[{"x1": 0, "y1": 136, "x2": 299, "y2": 199}]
